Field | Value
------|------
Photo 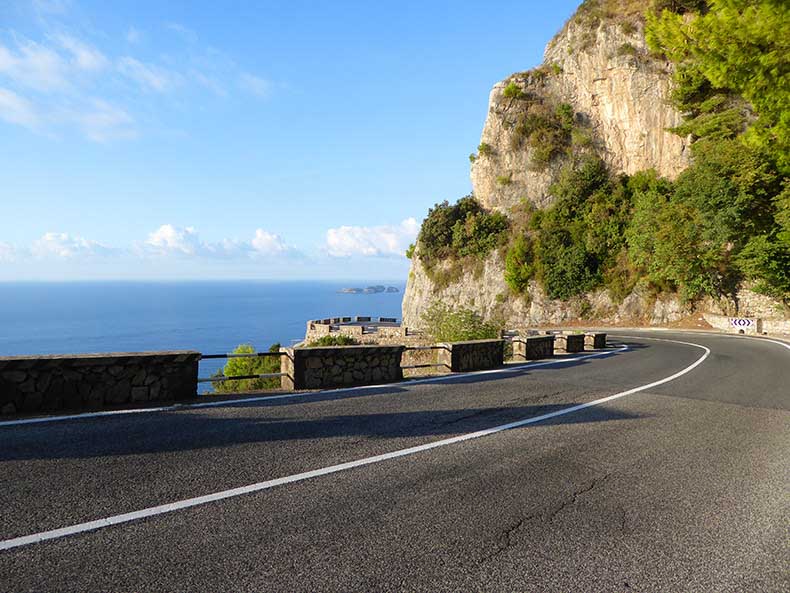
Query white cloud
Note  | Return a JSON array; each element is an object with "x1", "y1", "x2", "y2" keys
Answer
[
  {"x1": 239, "y1": 73, "x2": 271, "y2": 98},
  {"x1": 144, "y1": 224, "x2": 203, "y2": 256},
  {"x1": 0, "y1": 38, "x2": 69, "y2": 92},
  {"x1": 0, "y1": 87, "x2": 41, "y2": 129},
  {"x1": 326, "y1": 218, "x2": 419, "y2": 257},
  {"x1": 0, "y1": 21, "x2": 281, "y2": 142},
  {"x1": 71, "y1": 99, "x2": 136, "y2": 142},
  {"x1": 117, "y1": 56, "x2": 178, "y2": 93},
  {"x1": 32, "y1": 232, "x2": 112, "y2": 258},
  {"x1": 55, "y1": 34, "x2": 108, "y2": 72},
  {"x1": 143, "y1": 224, "x2": 294, "y2": 259},
  {"x1": 0, "y1": 242, "x2": 16, "y2": 262},
  {"x1": 251, "y1": 229, "x2": 288, "y2": 255},
  {"x1": 125, "y1": 27, "x2": 142, "y2": 45}
]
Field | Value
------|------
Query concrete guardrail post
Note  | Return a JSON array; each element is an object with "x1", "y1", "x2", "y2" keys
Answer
[
  {"x1": 584, "y1": 333, "x2": 607, "y2": 349},
  {"x1": 281, "y1": 345, "x2": 405, "y2": 390},
  {"x1": 554, "y1": 333, "x2": 585, "y2": 354},
  {"x1": 437, "y1": 340, "x2": 505, "y2": 372},
  {"x1": 513, "y1": 335, "x2": 555, "y2": 360}
]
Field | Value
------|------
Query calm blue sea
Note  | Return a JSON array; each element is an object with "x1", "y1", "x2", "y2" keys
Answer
[{"x1": 0, "y1": 281, "x2": 405, "y2": 390}]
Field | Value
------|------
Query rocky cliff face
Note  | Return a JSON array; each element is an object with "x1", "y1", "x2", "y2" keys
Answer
[
  {"x1": 402, "y1": 5, "x2": 786, "y2": 330},
  {"x1": 404, "y1": 8, "x2": 692, "y2": 328},
  {"x1": 469, "y1": 16, "x2": 689, "y2": 214},
  {"x1": 403, "y1": 246, "x2": 697, "y2": 329}
]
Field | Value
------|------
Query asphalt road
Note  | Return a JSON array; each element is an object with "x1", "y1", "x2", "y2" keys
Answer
[{"x1": 1, "y1": 331, "x2": 788, "y2": 592}]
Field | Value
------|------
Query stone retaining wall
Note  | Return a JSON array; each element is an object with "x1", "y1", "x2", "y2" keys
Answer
[
  {"x1": 281, "y1": 345, "x2": 405, "y2": 390},
  {"x1": 585, "y1": 333, "x2": 607, "y2": 349},
  {"x1": 437, "y1": 340, "x2": 505, "y2": 372},
  {"x1": 514, "y1": 335, "x2": 555, "y2": 360},
  {"x1": 0, "y1": 351, "x2": 200, "y2": 415},
  {"x1": 554, "y1": 333, "x2": 585, "y2": 354}
]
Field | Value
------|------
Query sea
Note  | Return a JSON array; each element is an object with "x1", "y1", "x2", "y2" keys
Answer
[{"x1": 0, "y1": 281, "x2": 405, "y2": 392}]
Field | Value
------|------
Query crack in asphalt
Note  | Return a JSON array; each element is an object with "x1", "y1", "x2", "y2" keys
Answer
[
  {"x1": 480, "y1": 473, "x2": 613, "y2": 563},
  {"x1": 548, "y1": 474, "x2": 611, "y2": 523},
  {"x1": 480, "y1": 514, "x2": 539, "y2": 563}
]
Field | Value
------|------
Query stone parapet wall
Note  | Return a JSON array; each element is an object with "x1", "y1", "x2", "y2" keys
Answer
[
  {"x1": 763, "y1": 319, "x2": 790, "y2": 335},
  {"x1": 0, "y1": 351, "x2": 200, "y2": 415},
  {"x1": 585, "y1": 333, "x2": 607, "y2": 349},
  {"x1": 281, "y1": 345, "x2": 405, "y2": 390},
  {"x1": 438, "y1": 340, "x2": 505, "y2": 372},
  {"x1": 514, "y1": 336, "x2": 555, "y2": 360},
  {"x1": 554, "y1": 333, "x2": 585, "y2": 354},
  {"x1": 703, "y1": 313, "x2": 764, "y2": 335}
]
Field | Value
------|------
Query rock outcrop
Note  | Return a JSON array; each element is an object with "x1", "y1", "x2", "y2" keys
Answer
[
  {"x1": 402, "y1": 3, "x2": 788, "y2": 330},
  {"x1": 404, "y1": 6, "x2": 693, "y2": 327},
  {"x1": 468, "y1": 13, "x2": 689, "y2": 214}
]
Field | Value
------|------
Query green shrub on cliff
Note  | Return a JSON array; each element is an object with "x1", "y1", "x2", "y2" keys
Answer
[
  {"x1": 421, "y1": 303, "x2": 502, "y2": 343},
  {"x1": 212, "y1": 343, "x2": 281, "y2": 393},
  {"x1": 504, "y1": 234, "x2": 536, "y2": 293},
  {"x1": 510, "y1": 101, "x2": 578, "y2": 170},
  {"x1": 417, "y1": 196, "x2": 509, "y2": 268},
  {"x1": 307, "y1": 335, "x2": 360, "y2": 347}
]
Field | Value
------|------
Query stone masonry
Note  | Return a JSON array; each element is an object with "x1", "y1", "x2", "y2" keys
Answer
[
  {"x1": 0, "y1": 351, "x2": 200, "y2": 415},
  {"x1": 585, "y1": 333, "x2": 607, "y2": 349},
  {"x1": 281, "y1": 345, "x2": 405, "y2": 390},
  {"x1": 514, "y1": 335, "x2": 555, "y2": 360},
  {"x1": 437, "y1": 340, "x2": 505, "y2": 372},
  {"x1": 553, "y1": 333, "x2": 585, "y2": 354}
]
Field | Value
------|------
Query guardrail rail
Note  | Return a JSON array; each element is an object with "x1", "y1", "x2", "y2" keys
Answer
[{"x1": 198, "y1": 351, "x2": 288, "y2": 384}]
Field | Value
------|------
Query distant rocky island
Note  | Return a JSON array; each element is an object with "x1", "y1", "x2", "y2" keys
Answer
[{"x1": 338, "y1": 285, "x2": 400, "y2": 294}]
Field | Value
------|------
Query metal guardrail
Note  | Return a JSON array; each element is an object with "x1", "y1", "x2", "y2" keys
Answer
[{"x1": 198, "y1": 351, "x2": 288, "y2": 384}]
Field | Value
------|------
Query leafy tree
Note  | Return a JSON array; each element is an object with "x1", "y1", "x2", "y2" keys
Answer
[
  {"x1": 212, "y1": 343, "x2": 281, "y2": 393},
  {"x1": 736, "y1": 234, "x2": 790, "y2": 298},
  {"x1": 646, "y1": 0, "x2": 790, "y2": 172},
  {"x1": 451, "y1": 209, "x2": 509, "y2": 258},
  {"x1": 417, "y1": 195, "x2": 509, "y2": 266},
  {"x1": 535, "y1": 230, "x2": 601, "y2": 300},
  {"x1": 504, "y1": 234, "x2": 536, "y2": 293}
]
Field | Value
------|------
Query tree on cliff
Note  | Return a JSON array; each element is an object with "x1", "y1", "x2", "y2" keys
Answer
[{"x1": 212, "y1": 343, "x2": 281, "y2": 393}]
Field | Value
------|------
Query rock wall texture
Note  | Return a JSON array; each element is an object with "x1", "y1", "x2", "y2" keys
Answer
[
  {"x1": 437, "y1": 340, "x2": 505, "y2": 373},
  {"x1": 469, "y1": 18, "x2": 688, "y2": 214},
  {"x1": 0, "y1": 351, "x2": 200, "y2": 415},
  {"x1": 281, "y1": 345, "x2": 405, "y2": 390}
]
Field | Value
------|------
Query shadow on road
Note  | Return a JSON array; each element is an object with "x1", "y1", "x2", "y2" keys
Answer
[{"x1": 0, "y1": 400, "x2": 645, "y2": 461}]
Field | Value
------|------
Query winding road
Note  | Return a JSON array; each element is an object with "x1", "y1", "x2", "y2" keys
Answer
[{"x1": 1, "y1": 331, "x2": 788, "y2": 592}]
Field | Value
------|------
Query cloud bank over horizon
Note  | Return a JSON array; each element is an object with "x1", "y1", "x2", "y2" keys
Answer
[{"x1": 0, "y1": 219, "x2": 416, "y2": 280}]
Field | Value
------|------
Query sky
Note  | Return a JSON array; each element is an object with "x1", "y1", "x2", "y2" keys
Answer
[{"x1": 0, "y1": 0, "x2": 580, "y2": 281}]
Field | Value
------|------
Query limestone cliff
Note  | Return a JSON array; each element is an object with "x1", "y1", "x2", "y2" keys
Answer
[
  {"x1": 402, "y1": 4, "x2": 787, "y2": 330},
  {"x1": 404, "y1": 6, "x2": 692, "y2": 327},
  {"x1": 469, "y1": 13, "x2": 688, "y2": 213}
]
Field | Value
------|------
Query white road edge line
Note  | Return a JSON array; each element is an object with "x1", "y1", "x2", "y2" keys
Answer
[
  {"x1": 0, "y1": 346, "x2": 626, "y2": 428},
  {"x1": 0, "y1": 339, "x2": 709, "y2": 552}
]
